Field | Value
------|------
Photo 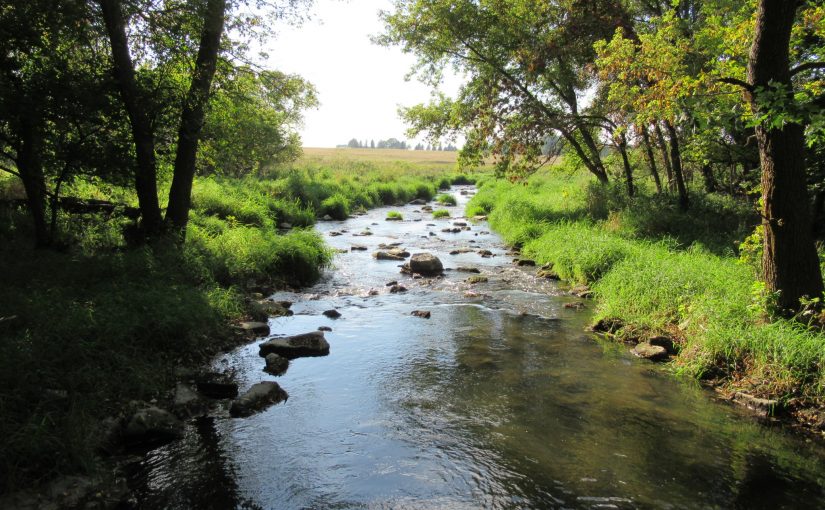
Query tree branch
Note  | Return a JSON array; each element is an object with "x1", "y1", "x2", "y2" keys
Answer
[
  {"x1": 716, "y1": 77, "x2": 753, "y2": 92},
  {"x1": 790, "y1": 62, "x2": 825, "y2": 76}
]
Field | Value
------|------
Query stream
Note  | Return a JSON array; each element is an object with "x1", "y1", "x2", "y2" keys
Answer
[{"x1": 128, "y1": 186, "x2": 825, "y2": 509}]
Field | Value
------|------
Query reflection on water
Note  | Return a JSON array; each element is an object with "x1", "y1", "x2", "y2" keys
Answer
[{"x1": 129, "y1": 187, "x2": 825, "y2": 509}]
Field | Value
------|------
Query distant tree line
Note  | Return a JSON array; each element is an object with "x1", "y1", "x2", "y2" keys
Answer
[{"x1": 345, "y1": 138, "x2": 457, "y2": 151}]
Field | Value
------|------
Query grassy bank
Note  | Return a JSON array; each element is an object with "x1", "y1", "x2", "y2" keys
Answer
[
  {"x1": 467, "y1": 167, "x2": 825, "y2": 418},
  {"x1": 0, "y1": 150, "x2": 481, "y2": 493}
]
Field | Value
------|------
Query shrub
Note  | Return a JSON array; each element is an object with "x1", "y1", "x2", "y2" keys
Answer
[
  {"x1": 435, "y1": 193, "x2": 457, "y2": 206},
  {"x1": 319, "y1": 193, "x2": 350, "y2": 220}
]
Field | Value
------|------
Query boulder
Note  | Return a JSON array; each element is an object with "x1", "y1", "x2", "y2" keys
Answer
[
  {"x1": 236, "y1": 321, "x2": 270, "y2": 336},
  {"x1": 374, "y1": 251, "x2": 406, "y2": 261},
  {"x1": 259, "y1": 331, "x2": 330, "y2": 359},
  {"x1": 323, "y1": 309, "x2": 342, "y2": 319},
  {"x1": 473, "y1": 215, "x2": 488, "y2": 221},
  {"x1": 537, "y1": 269, "x2": 561, "y2": 280},
  {"x1": 389, "y1": 284, "x2": 408, "y2": 293},
  {"x1": 264, "y1": 353, "x2": 290, "y2": 376},
  {"x1": 477, "y1": 249, "x2": 493, "y2": 257},
  {"x1": 411, "y1": 310, "x2": 431, "y2": 319},
  {"x1": 249, "y1": 300, "x2": 293, "y2": 321},
  {"x1": 453, "y1": 221, "x2": 468, "y2": 227},
  {"x1": 516, "y1": 259, "x2": 536, "y2": 267},
  {"x1": 632, "y1": 342, "x2": 669, "y2": 361},
  {"x1": 229, "y1": 382, "x2": 288, "y2": 418},
  {"x1": 649, "y1": 336, "x2": 677, "y2": 354},
  {"x1": 409, "y1": 253, "x2": 444, "y2": 276},
  {"x1": 122, "y1": 406, "x2": 183, "y2": 447}
]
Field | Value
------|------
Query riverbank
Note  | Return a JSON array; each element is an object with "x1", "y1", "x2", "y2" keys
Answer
[
  {"x1": 0, "y1": 152, "x2": 481, "y2": 495},
  {"x1": 466, "y1": 167, "x2": 825, "y2": 434}
]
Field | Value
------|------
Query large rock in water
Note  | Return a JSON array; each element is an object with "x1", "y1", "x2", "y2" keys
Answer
[
  {"x1": 122, "y1": 406, "x2": 183, "y2": 447},
  {"x1": 409, "y1": 253, "x2": 443, "y2": 276},
  {"x1": 259, "y1": 331, "x2": 330, "y2": 359},
  {"x1": 229, "y1": 382, "x2": 288, "y2": 418}
]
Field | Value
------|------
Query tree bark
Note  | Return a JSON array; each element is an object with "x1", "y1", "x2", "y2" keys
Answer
[
  {"x1": 165, "y1": 0, "x2": 227, "y2": 236},
  {"x1": 99, "y1": 0, "x2": 163, "y2": 237},
  {"x1": 748, "y1": 0, "x2": 823, "y2": 311},
  {"x1": 617, "y1": 131, "x2": 634, "y2": 197},
  {"x1": 640, "y1": 126, "x2": 662, "y2": 193},
  {"x1": 654, "y1": 122, "x2": 674, "y2": 192},
  {"x1": 700, "y1": 164, "x2": 717, "y2": 194},
  {"x1": 664, "y1": 121, "x2": 689, "y2": 210},
  {"x1": 17, "y1": 115, "x2": 49, "y2": 247}
]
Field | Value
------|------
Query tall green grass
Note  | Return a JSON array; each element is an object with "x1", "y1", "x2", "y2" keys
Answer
[{"x1": 467, "y1": 165, "x2": 825, "y2": 402}]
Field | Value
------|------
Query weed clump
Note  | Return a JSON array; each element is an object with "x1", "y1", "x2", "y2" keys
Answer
[{"x1": 432, "y1": 209, "x2": 450, "y2": 219}]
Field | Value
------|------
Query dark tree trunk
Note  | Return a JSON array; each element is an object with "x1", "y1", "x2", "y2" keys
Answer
[
  {"x1": 165, "y1": 0, "x2": 227, "y2": 236},
  {"x1": 559, "y1": 129, "x2": 609, "y2": 183},
  {"x1": 640, "y1": 126, "x2": 662, "y2": 193},
  {"x1": 617, "y1": 132, "x2": 634, "y2": 197},
  {"x1": 664, "y1": 121, "x2": 689, "y2": 210},
  {"x1": 17, "y1": 116, "x2": 49, "y2": 247},
  {"x1": 700, "y1": 163, "x2": 717, "y2": 193},
  {"x1": 654, "y1": 122, "x2": 674, "y2": 192},
  {"x1": 99, "y1": 0, "x2": 163, "y2": 237},
  {"x1": 578, "y1": 122, "x2": 610, "y2": 182},
  {"x1": 748, "y1": 0, "x2": 823, "y2": 311}
]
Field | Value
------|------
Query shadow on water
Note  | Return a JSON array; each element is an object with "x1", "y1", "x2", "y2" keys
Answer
[{"x1": 128, "y1": 186, "x2": 825, "y2": 509}]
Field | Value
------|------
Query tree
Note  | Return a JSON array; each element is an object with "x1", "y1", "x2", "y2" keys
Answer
[
  {"x1": 379, "y1": 0, "x2": 632, "y2": 181},
  {"x1": 745, "y1": 0, "x2": 823, "y2": 311}
]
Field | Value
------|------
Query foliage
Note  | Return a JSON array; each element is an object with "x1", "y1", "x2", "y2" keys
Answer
[
  {"x1": 435, "y1": 193, "x2": 457, "y2": 206},
  {"x1": 386, "y1": 210, "x2": 403, "y2": 220},
  {"x1": 432, "y1": 209, "x2": 450, "y2": 218},
  {"x1": 468, "y1": 168, "x2": 825, "y2": 403}
]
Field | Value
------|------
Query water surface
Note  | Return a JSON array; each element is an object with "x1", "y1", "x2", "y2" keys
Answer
[{"x1": 128, "y1": 187, "x2": 825, "y2": 509}]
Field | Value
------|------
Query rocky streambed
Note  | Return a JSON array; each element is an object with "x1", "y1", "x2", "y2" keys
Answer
[{"x1": 119, "y1": 186, "x2": 825, "y2": 510}]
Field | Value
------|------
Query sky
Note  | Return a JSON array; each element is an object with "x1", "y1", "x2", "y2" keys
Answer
[{"x1": 263, "y1": 0, "x2": 461, "y2": 148}]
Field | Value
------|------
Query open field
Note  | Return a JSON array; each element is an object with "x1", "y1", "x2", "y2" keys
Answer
[{"x1": 301, "y1": 147, "x2": 460, "y2": 168}]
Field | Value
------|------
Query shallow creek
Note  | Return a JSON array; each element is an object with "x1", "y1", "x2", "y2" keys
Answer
[{"x1": 128, "y1": 186, "x2": 825, "y2": 509}]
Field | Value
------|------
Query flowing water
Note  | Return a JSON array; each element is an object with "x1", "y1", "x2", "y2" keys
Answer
[{"x1": 128, "y1": 187, "x2": 825, "y2": 509}]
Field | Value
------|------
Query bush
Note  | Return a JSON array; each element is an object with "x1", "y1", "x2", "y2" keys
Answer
[
  {"x1": 435, "y1": 193, "x2": 457, "y2": 206},
  {"x1": 319, "y1": 193, "x2": 350, "y2": 220}
]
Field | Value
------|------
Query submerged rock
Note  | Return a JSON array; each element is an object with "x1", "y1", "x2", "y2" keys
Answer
[
  {"x1": 389, "y1": 284, "x2": 408, "y2": 293},
  {"x1": 733, "y1": 392, "x2": 780, "y2": 417},
  {"x1": 323, "y1": 309, "x2": 342, "y2": 319},
  {"x1": 411, "y1": 310, "x2": 431, "y2": 319},
  {"x1": 466, "y1": 275, "x2": 488, "y2": 284},
  {"x1": 229, "y1": 382, "x2": 288, "y2": 418},
  {"x1": 455, "y1": 266, "x2": 481, "y2": 273},
  {"x1": 516, "y1": 259, "x2": 536, "y2": 267},
  {"x1": 478, "y1": 249, "x2": 493, "y2": 257},
  {"x1": 259, "y1": 331, "x2": 330, "y2": 359},
  {"x1": 318, "y1": 325, "x2": 332, "y2": 332},
  {"x1": 195, "y1": 377, "x2": 239, "y2": 399},
  {"x1": 351, "y1": 244, "x2": 368, "y2": 251},
  {"x1": 264, "y1": 353, "x2": 290, "y2": 376},
  {"x1": 409, "y1": 253, "x2": 444, "y2": 276}
]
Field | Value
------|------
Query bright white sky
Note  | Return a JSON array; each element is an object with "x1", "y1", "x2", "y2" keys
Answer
[{"x1": 264, "y1": 0, "x2": 461, "y2": 148}]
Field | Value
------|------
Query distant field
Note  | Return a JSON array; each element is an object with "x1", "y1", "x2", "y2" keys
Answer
[{"x1": 301, "y1": 147, "x2": 460, "y2": 169}]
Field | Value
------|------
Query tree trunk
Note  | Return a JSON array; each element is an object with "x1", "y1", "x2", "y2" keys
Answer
[
  {"x1": 748, "y1": 0, "x2": 823, "y2": 311},
  {"x1": 17, "y1": 116, "x2": 49, "y2": 247},
  {"x1": 559, "y1": 129, "x2": 609, "y2": 183},
  {"x1": 664, "y1": 121, "x2": 689, "y2": 211},
  {"x1": 165, "y1": 0, "x2": 227, "y2": 236},
  {"x1": 654, "y1": 122, "x2": 674, "y2": 192},
  {"x1": 577, "y1": 122, "x2": 610, "y2": 182},
  {"x1": 700, "y1": 163, "x2": 717, "y2": 193},
  {"x1": 99, "y1": 0, "x2": 163, "y2": 237},
  {"x1": 640, "y1": 126, "x2": 662, "y2": 193},
  {"x1": 617, "y1": 132, "x2": 634, "y2": 197}
]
